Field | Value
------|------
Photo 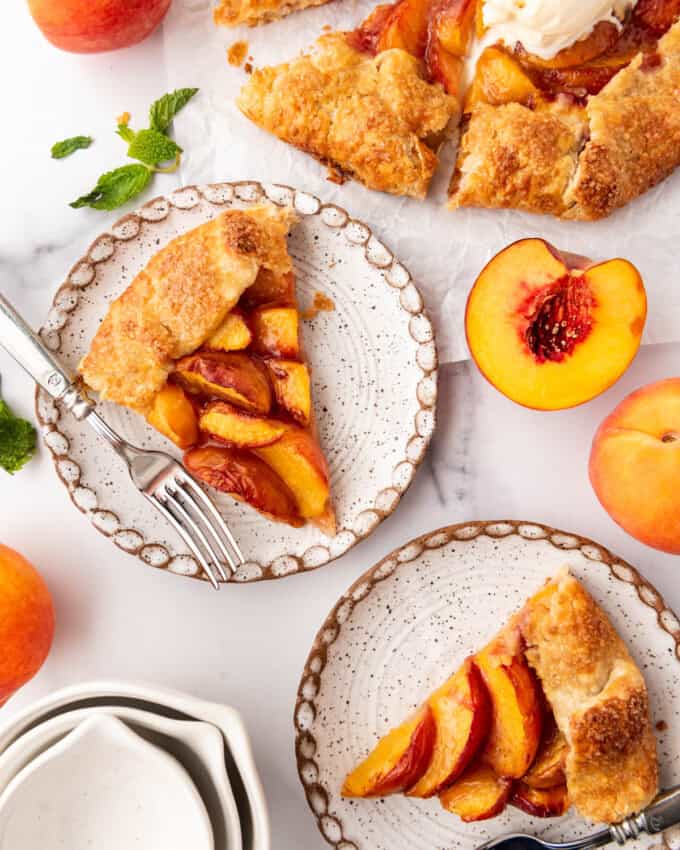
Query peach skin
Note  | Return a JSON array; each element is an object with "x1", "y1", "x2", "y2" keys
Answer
[
  {"x1": 0, "y1": 544, "x2": 55, "y2": 706},
  {"x1": 439, "y1": 763, "x2": 514, "y2": 821},
  {"x1": 590, "y1": 378, "x2": 680, "y2": 553},
  {"x1": 466, "y1": 239, "x2": 647, "y2": 410}
]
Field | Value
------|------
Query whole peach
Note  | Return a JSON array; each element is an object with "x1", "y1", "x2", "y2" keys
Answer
[
  {"x1": 589, "y1": 378, "x2": 680, "y2": 553},
  {"x1": 27, "y1": 0, "x2": 171, "y2": 54},
  {"x1": 0, "y1": 544, "x2": 55, "y2": 706}
]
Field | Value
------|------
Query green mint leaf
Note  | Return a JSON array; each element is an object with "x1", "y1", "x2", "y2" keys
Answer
[
  {"x1": 149, "y1": 87, "x2": 198, "y2": 133},
  {"x1": 116, "y1": 124, "x2": 135, "y2": 143},
  {"x1": 51, "y1": 135, "x2": 93, "y2": 159},
  {"x1": 0, "y1": 399, "x2": 36, "y2": 474},
  {"x1": 126, "y1": 128, "x2": 182, "y2": 167},
  {"x1": 70, "y1": 163, "x2": 151, "y2": 211}
]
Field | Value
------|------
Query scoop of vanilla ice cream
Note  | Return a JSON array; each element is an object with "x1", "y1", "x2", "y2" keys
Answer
[{"x1": 481, "y1": 0, "x2": 636, "y2": 59}]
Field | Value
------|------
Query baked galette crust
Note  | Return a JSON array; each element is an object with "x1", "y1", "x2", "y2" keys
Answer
[
  {"x1": 79, "y1": 205, "x2": 297, "y2": 413},
  {"x1": 520, "y1": 570, "x2": 658, "y2": 823},
  {"x1": 450, "y1": 20, "x2": 680, "y2": 219},
  {"x1": 237, "y1": 33, "x2": 456, "y2": 199},
  {"x1": 214, "y1": 0, "x2": 330, "y2": 26}
]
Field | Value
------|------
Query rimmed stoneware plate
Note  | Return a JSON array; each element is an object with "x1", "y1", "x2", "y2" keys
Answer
[
  {"x1": 294, "y1": 519, "x2": 680, "y2": 850},
  {"x1": 35, "y1": 181, "x2": 437, "y2": 583}
]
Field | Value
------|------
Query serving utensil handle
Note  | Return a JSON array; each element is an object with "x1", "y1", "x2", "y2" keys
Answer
[
  {"x1": 0, "y1": 292, "x2": 93, "y2": 419},
  {"x1": 610, "y1": 786, "x2": 680, "y2": 844}
]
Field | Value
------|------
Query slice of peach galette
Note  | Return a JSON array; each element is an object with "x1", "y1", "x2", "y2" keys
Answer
[
  {"x1": 343, "y1": 569, "x2": 658, "y2": 824},
  {"x1": 79, "y1": 205, "x2": 335, "y2": 533}
]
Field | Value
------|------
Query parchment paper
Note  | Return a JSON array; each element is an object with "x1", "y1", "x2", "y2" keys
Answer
[{"x1": 163, "y1": 0, "x2": 680, "y2": 363}]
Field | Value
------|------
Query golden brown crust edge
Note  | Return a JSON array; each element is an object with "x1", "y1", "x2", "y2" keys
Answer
[
  {"x1": 520, "y1": 570, "x2": 658, "y2": 823},
  {"x1": 237, "y1": 34, "x2": 456, "y2": 199},
  {"x1": 79, "y1": 205, "x2": 297, "y2": 414},
  {"x1": 214, "y1": 0, "x2": 331, "y2": 27},
  {"x1": 449, "y1": 20, "x2": 680, "y2": 220}
]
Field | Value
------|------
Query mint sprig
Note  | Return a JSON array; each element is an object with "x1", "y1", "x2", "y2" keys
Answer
[
  {"x1": 70, "y1": 88, "x2": 198, "y2": 212},
  {"x1": 70, "y1": 164, "x2": 152, "y2": 210},
  {"x1": 0, "y1": 398, "x2": 36, "y2": 475},
  {"x1": 51, "y1": 135, "x2": 93, "y2": 159},
  {"x1": 149, "y1": 88, "x2": 199, "y2": 133}
]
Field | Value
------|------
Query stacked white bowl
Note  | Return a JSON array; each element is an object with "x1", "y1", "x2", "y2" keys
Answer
[{"x1": 0, "y1": 682, "x2": 269, "y2": 850}]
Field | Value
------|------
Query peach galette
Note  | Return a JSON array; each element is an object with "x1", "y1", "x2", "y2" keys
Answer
[
  {"x1": 465, "y1": 239, "x2": 647, "y2": 410},
  {"x1": 237, "y1": 0, "x2": 476, "y2": 198},
  {"x1": 237, "y1": 0, "x2": 680, "y2": 215},
  {"x1": 80, "y1": 205, "x2": 336, "y2": 533},
  {"x1": 343, "y1": 569, "x2": 658, "y2": 824}
]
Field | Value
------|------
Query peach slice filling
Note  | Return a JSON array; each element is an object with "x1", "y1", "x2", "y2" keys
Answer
[
  {"x1": 466, "y1": 238, "x2": 647, "y2": 410},
  {"x1": 342, "y1": 706, "x2": 437, "y2": 796},
  {"x1": 440, "y1": 763, "x2": 513, "y2": 821}
]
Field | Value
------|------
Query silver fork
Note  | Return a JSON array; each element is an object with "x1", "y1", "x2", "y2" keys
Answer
[{"x1": 0, "y1": 292, "x2": 243, "y2": 589}]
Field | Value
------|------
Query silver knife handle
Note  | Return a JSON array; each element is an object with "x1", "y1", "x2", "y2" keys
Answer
[
  {"x1": 610, "y1": 787, "x2": 680, "y2": 844},
  {"x1": 0, "y1": 293, "x2": 93, "y2": 419}
]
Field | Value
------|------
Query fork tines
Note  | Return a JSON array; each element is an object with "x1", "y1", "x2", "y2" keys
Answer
[{"x1": 154, "y1": 474, "x2": 244, "y2": 589}]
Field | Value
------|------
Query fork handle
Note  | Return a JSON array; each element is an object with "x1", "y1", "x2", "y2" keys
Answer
[
  {"x1": 0, "y1": 292, "x2": 93, "y2": 419},
  {"x1": 610, "y1": 786, "x2": 680, "y2": 844}
]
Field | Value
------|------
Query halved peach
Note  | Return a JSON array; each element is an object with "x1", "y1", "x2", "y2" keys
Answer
[
  {"x1": 250, "y1": 307, "x2": 300, "y2": 358},
  {"x1": 265, "y1": 359, "x2": 311, "y2": 425},
  {"x1": 254, "y1": 426, "x2": 330, "y2": 518},
  {"x1": 511, "y1": 782, "x2": 569, "y2": 817},
  {"x1": 475, "y1": 627, "x2": 542, "y2": 779},
  {"x1": 407, "y1": 658, "x2": 491, "y2": 797},
  {"x1": 174, "y1": 352, "x2": 272, "y2": 414},
  {"x1": 464, "y1": 46, "x2": 538, "y2": 111},
  {"x1": 184, "y1": 445, "x2": 303, "y2": 526},
  {"x1": 439, "y1": 763, "x2": 513, "y2": 821},
  {"x1": 147, "y1": 384, "x2": 198, "y2": 449},
  {"x1": 343, "y1": 706, "x2": 436, "y2": 797},
  {"x1": 523, "y1": 721, "x2": 567, "y2": 789},
  {"x1": 466, "y1": 239, "x2": 647, "y2": 410},
  {"x1": 206, "y1": 310, "x2": 252, "y2": 351},
  {"x1": 240, "y1": 269, "x2": 296, "y2": 310},
  {"x1": 590, "y1": 378, "x2": 680, "y2": 553},
  {"x1": 199, "y1": 401, "x2": 287, "y2": 448}
]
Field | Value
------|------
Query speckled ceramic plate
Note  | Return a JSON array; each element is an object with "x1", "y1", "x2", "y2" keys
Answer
[
  {"x1": 295, "y1": 520, "x2": 680, "y2": 850},
  {"x1": 35, "y1": 181, "x2": 437, "y2": 583}
]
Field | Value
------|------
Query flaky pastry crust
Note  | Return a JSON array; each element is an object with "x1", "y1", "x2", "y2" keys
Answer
[
  {"x1": 519, "y1": 569, "x2": 658, "y2": 823},
  {"x1": 237, "y1": 33, "x2": 456, "y2": 199},
  {"x1": 450, "y1": 20, "x2": 680, "y2": 219},
  {"x1": 214, "y1": 0, "x2": 330, "y2": 27},
  {"x1": 79, "y1": 205, "x2": 297, "y2": 413}
]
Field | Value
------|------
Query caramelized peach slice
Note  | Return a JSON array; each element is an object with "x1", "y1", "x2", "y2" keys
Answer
[
  {"x1": 200, "y1": 402, "x2": 287, "y2": 448},
  {"x1": 635, "y1": 0, "x2": 680, "y2": 35},
  {"x1": 376, "y1": 0, "x2": 432, "y2": 56},
  {"x1": 265, "y1": 359, "x2": 311, "y2": 425},
  {"x1": 240, "y1": 269, "x2": 296, "y2": 310},
  {"x1": 147, "y1": 384, "x2": 198, "y2": 449},
  {"x1": 250, "y1": 307, "x2": 300, "y2": 358},
  {"x1": 407, "y1": 658, "x2": 491, "y2": 797},
  {"x1": 523, "y1": 723, "x2": 567, "y2": 789},
  {"x1": 475, "y1": 628, "x2": 542, "y2": 779},
  {"x1": 439, "y1": 763, "x2": 513, "y2": 821},
  {"x1": 184, "y1": 446, "x2": 303, "y2": 526},
  {"x1": 206, "y1": 310, "x2": 252, "y2": 352},
  {"x1": 466, "y1": 239, "x2": 647, "y2": 410},
  {"x1": 464, "y1": 46, "x2": 538, "y2": 111},
  {"x1": 434, "y1": 0, "x2": 476, "y2": 56},
  {"x1": 511, "y1": 782, "x2": 569, "y2": 817},
  {"x1": 515, "y1": 20, "x2": 619, "y2": 69},
  {"x1": 347, "y1": 3, "x2": 396, "y2": 54},
  {"x1": 254, "y1": 426, "x2": 330, "y2": 518},
  {"x1": 343, "y1": 706, "x2": 436, "y2": 797},
  {"x1": 426, "y1": 40, "x2": 465, "y2": 95},
  {"x1": 174, "y1": 352, "x2": 272, "y2": 414}
]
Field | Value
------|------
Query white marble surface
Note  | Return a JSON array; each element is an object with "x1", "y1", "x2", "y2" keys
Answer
[{"x1": 1, "y1": 6, "x2": 680, "y2": 850}]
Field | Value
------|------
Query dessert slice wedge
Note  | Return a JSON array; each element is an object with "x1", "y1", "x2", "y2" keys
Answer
[
  {"x1": 343, "y1": 569, "x2": 658, "y2": 824},
  {"x1": 80, "y1": 205, "x2": 336, "y2": 534},
  {"x1": 237, "y1": 0, "x2": 477, "y2": 198}
]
